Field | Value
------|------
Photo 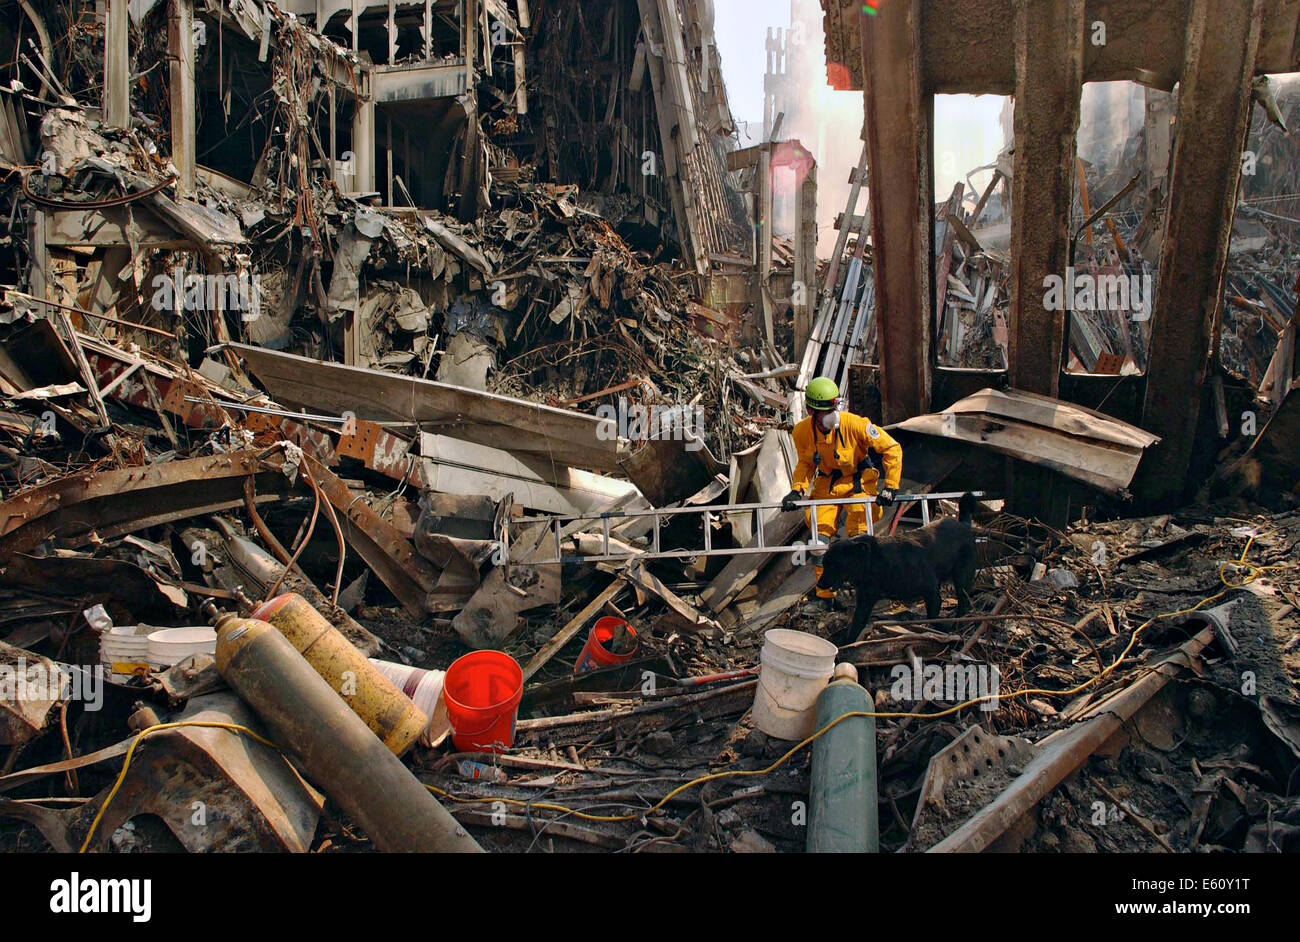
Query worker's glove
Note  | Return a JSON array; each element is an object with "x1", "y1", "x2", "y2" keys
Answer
[
  {"x1": 877, "y1": 488, "x2": 896, "y2": 506},
  {"x1": 781, "y1": 490, "x2": 803, "y2": 513}
]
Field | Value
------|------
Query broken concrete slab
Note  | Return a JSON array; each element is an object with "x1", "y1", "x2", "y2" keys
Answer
[
  {"x1": 0, "y1": 641, "x2": 63, "y2": 745},
  {"x1": 417, "y1": 432, "x2": 640, "y2": 516},
  {"x1": 228, "y1": 343, "x2": 627, "y2": 474}
]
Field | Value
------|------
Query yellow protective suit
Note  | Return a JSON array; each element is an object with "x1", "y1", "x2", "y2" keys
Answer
[{"x1": 791, "y1": 410, "x2": 903, "y2": 541}]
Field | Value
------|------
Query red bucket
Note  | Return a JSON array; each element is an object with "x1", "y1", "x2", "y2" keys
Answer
[
  {"x1": 443, "y1": 651, "x2": 523, "y2": 753},
  {"x1": 574, "y1": 616, "x2": 639, "y2": 674}
]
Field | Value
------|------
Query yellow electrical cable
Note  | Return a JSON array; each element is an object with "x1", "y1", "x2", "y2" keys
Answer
[
  {"x1": 78, "y1": 722, "x2": 276, "y2": 853},
  {"x1": 82, "y1": 538, "x2": 1281, "y2": 838},
  {"x1": 426, "y1": 534, "x2": 1280, "y2": 823}
]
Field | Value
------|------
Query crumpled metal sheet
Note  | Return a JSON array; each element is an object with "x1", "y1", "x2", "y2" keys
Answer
[
  {"x1": 77, "y1": 693, "x2": 324, "y2": 852},
  {"x1": 346, "y1": 207, "x2": 382, "y2": 238},
  {"x1": 0, "y1": 552, "x2": 189, "y2": 619},
  {"x1": 449, "y1": 522, "x2": 560, "y2": 649},
  {"x1": 155, "y1": 653, "x2": 226, "y2": 705},
  {"x1": 325, "y1": 221, "x2": 376, "y2": 320},
  {"x1": 1259, "y1": 695, "x2": 1300, "y2": 762},
  {"x1": 38, "y1": 108, "x2": 100, "y2": 175}
]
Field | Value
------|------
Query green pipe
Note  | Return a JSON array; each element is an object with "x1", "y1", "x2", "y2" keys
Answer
[{"x1": 807, "y1": 663, "x2": 879, "y2": 853}]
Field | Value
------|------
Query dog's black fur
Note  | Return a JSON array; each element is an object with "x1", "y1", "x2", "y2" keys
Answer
[{"x1": 817, "y1": 492, "x2": 978, "y2": 645}]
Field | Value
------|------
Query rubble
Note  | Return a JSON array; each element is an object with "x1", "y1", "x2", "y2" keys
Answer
[
  {"x1": 891, "y1": 387, "x2": 1161, "y2": 496},
  {"x1": 0, "y1": 0, "x2": 1296, "y2": 865}
]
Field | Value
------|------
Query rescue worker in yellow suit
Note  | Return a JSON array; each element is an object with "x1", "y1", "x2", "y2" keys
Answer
[{"x1": 781, "y1": 376, "x2": 903, "y2": 599}]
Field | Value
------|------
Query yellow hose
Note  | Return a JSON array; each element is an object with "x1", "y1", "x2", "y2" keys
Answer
[
  {"x1": 85, "y1": 538, "x2": 1281, "y2": 838},
  {"x1": 427, "y1": 535, "x2": 1281, "y2": 823},
  {"x1": 78, "y1": 722, "x2": 275, "y2": 853}
]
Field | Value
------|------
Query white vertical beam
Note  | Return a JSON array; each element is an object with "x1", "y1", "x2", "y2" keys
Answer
[
  {"x1": 104, "y1": 0, "x2": 130, "y2": 128},
  {"x1": 168, "y1": 0, "x2": 196, "y2": 195}
]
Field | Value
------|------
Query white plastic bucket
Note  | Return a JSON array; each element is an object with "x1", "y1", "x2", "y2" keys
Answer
[
  {"x1": 100, "y1": 626, "x2": 154, "y2": 682},
  {"x1": 148, "y1": 627, "x2": 217, "y2": 668},
  {"x1": 751, "y1": 629, "x2": 838, "y2": 740},
  {"x1": 369, "y1": 658, "x2": 451, "y2": 748}
]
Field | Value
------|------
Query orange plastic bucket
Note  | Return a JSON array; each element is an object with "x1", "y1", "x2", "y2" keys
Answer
[
  {"x1": 574, "y1": 616, "x2": 639, "y2": 674},
  {"x1": 443, "y1": 651, "x2": 523, "y2": 753}
]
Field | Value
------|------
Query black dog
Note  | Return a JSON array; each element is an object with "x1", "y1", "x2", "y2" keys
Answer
[{"x1": 816, "y1": 492, "x2": 978, "y2": 645}]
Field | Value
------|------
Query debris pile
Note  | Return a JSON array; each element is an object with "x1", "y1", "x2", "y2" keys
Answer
[
  {"x1": 2, "y1": 329, "x2": 1296, "y2": 854},
  {"x1": 804, "y1": 80, "x2": 1299, "y2": 387},
  {"x1": 0, "y1": 0, "x2": 1297, "y2": 857}
]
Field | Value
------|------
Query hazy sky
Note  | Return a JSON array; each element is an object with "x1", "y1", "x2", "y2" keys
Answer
[
  {"x1": 713, "y1": 0, "x2": 1008, "y2": 233},
  {"x1": 714, "y1": 0, "x2": 792, "y2": 125}
]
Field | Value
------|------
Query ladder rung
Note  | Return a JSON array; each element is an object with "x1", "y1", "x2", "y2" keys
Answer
[{"x1": 505, "y1": 492, "x2": 987, "y2": 565}]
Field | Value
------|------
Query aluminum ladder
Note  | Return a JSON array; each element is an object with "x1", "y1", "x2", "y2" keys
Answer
[{"x1": 500, "y1": 490, "x2": 985, "y2": 565}]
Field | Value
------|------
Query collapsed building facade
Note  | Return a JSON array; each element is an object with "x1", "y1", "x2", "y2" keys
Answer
[
  {"x1": 0, "y1": 0, "x2": 1296, "y2": 858},
  {"x1": 816, "y1": 0, "x2": 1300, "y2": 522}
]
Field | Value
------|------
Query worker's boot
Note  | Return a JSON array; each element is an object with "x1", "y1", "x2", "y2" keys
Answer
[{"x1": 813, "y1": 565, "x2": 836, "y2": 602}]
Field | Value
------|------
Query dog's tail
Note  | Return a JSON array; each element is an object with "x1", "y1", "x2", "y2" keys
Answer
[{"x1": 958, "y1": 491, "x2": 978, "y2": 523}]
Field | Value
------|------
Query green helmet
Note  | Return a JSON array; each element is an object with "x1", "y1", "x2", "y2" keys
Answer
[{"x1": 805, "y1": 376, "x2": 839, "y2": 411}]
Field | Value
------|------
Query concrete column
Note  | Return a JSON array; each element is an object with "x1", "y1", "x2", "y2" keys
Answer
[
  {"x1": 793, "y1": 162, "x2": 818, "y2": 361},
  {"x1": 104, "y1": 0, "x2": 130, "y2": 128},
  {"x1": 352, "y1": 95, "x2": 375, "y2": 193},
  {"x1": 1007, "y1": 0, "x2": 1085, "y2": 399},
  {"x1": 757, "y1": 143, "x2": 775, "y2": 346},
  {"x1": 860, "y1": 0, "x2": 931, "y2": 424},
  {"x1": 168, "y1": 0, "x2": 195, "y2": 195},
  {"x1": 1136, "y1": 0, "x2": 1264, "y2": 507}
]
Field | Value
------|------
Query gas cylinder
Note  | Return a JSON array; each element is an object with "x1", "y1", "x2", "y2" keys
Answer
[
  {"x1": 807, "y1": 662, "x2": 879, "y2": 853},
  {"x1": 251, "y1": 593, "x2": 426, "y2": 755},
  {"x1": 214, "y1": 614, "x2": 482, "y2": 853}
]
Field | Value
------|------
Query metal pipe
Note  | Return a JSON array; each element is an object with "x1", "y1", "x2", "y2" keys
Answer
[{"x1": 183, "y1": 398, "x2": 351, "y2": 425}]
